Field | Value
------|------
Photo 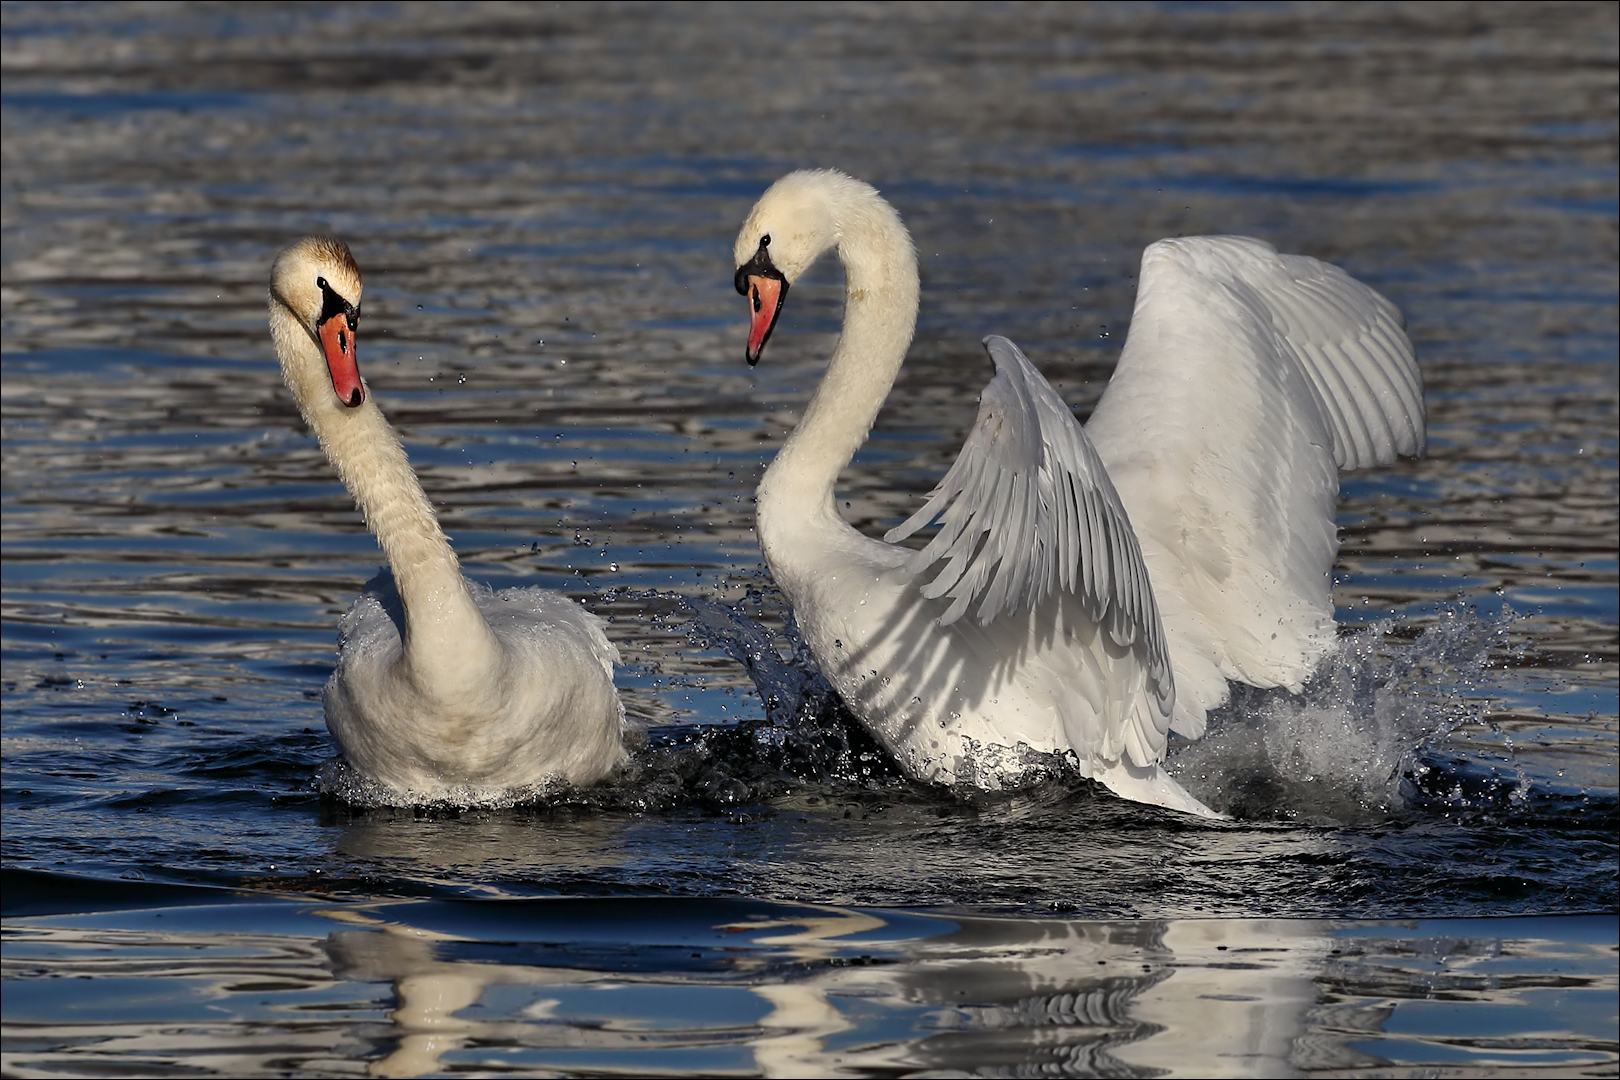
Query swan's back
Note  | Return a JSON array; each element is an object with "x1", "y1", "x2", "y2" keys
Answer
[{"x1": 1085, "y1": 236, "x2": 1424, "y2": 733}]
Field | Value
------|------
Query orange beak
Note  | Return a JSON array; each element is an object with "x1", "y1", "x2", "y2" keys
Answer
[
  {"x1": 744, "y1": 273, "x2": 786, "y2": 366},
  {"x1": 318, "y1": 312, "x2": 363, "y2": 407}
]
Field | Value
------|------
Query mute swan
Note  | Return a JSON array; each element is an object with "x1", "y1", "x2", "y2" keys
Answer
[
  {"x1": 733, "y1": 170, "x2": 1424, "y2": 817},
  {"x1": 268, "y1": 236, "x2": 625, "y2": 803}
]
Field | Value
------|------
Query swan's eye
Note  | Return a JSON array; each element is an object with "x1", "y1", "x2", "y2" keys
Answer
[
  {"x1": 316, "y1": 276, "x2": 358, "y2": 332},
  {"x1": 760, "y1": 234, "x2": 770, "y2": 247}
]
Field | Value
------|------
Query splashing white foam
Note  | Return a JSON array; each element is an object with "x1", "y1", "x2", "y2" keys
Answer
[
  {"x1": 309, "y1": 586, "x2": 1521, "y2": 822},
  {"x1": 1167, "y1": 606, "x2": 1517, "y2": 822},
  {"x1": 315, "y1": 756, "x2": 572, "y2": 811}
]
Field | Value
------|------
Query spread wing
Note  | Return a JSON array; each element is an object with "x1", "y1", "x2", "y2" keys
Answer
[
  {"x1": 1259, "y1": 247, "x2": 1424, "y2": 467},
  {"x1": 1084, "y1": 235, "x2": 1425, "y2": 732},
  {"x1": 884, "y1": 335, "x2": 1172, "y2": 709}
]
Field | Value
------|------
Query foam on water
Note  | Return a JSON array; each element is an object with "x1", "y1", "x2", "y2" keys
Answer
[{"x1": 315, "y1": 756, "x2": 576, "y2": 810}]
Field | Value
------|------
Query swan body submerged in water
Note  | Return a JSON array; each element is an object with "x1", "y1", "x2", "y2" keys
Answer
[
  {"x1": 268, "y1": 236, "x2": 624, "y2": 804},
  {"x1": 733, "y1": 170, "x2": 1424, "y2": 817}
]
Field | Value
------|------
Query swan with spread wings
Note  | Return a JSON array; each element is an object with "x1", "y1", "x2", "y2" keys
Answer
[{"x1": 733, "y1": 170, "x2": 1424, "y2": 817}]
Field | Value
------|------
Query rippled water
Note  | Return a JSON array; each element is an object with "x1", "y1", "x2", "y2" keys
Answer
[{"x1": 3, "y1": 2, "x2": 1616, "y2": 1075}]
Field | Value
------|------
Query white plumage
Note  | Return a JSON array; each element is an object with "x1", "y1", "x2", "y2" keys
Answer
[
  {"x1": 268, "y1": 236, "x2": 625, "y2": 805},
  {"x1": 1086, "y1": 236, "x2": 1424, "y2": 738},
  {"x1": 733, "y1": 170, "x2": 1423, "y2": 817}
]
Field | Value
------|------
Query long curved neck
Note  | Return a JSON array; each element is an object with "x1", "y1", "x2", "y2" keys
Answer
[
  {"x1": 757, "y1": 191, "x2": 919, "y2": 541},
  {"x1": 270, "y1": 306, "x2": 497, "y2": 687}
]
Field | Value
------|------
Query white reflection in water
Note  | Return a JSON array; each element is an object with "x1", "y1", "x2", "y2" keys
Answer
[{"x1": 5, "y1": 900, "x2": 1614, "y2": 1078}]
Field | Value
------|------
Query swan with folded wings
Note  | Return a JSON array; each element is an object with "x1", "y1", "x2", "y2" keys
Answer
[
  {"x1": 733, "y1": 170, "x2": 1424, "y2": 817},
  {"x1": 268, "y1": 236, "x2": 625, "y2": 805}
]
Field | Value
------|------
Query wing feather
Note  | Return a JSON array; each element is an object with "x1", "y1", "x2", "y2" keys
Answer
[
  {"x1": 1084, "y1": 235, "x2": 1425, "y2": 733},
  {"x1": 1270, "y1": 251, "x2": 1425, "y2": 467},
  {"x1": 886, "y1": 335, "x2": 1173, "y2": 711}
]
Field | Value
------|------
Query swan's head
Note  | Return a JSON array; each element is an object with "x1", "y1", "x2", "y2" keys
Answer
[
  {"x1": 733, "y1": 169, "x2": 871, "y2": 366},
  {"x1": 270, "y1": 236, "x2": 365, "y2": 408}
]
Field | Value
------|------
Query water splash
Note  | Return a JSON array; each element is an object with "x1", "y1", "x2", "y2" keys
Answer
[
  {"x1": 1167, "y1": 606, "x2": 1518, "y2": 823},
  {"x1": 316, "y1": 756, "x2": 573, "y2": 810},
  {"x1": 601, "y1": 588, "x2": 907, "y2": 807},
  {"x1": 315, "y1": 592, "x2": 1540, "y2": 827},
  {"x1": 669, "y1": 588, "x2": 1131, "y2": 803},
  {"x1": 674, "y1": 586, "x2": 1537, "y2": 825},
  {"x1": 316, "y1": 583, "x2": 906, "y2": 813}
]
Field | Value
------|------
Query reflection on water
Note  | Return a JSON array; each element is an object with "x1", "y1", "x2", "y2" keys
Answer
[
  {"x1": 2, "y1": 872, "x2": 1614, "y2": 1078},
  {"x1": 2, "y1": 1, "x2": 1616, "y2": 1074}
]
